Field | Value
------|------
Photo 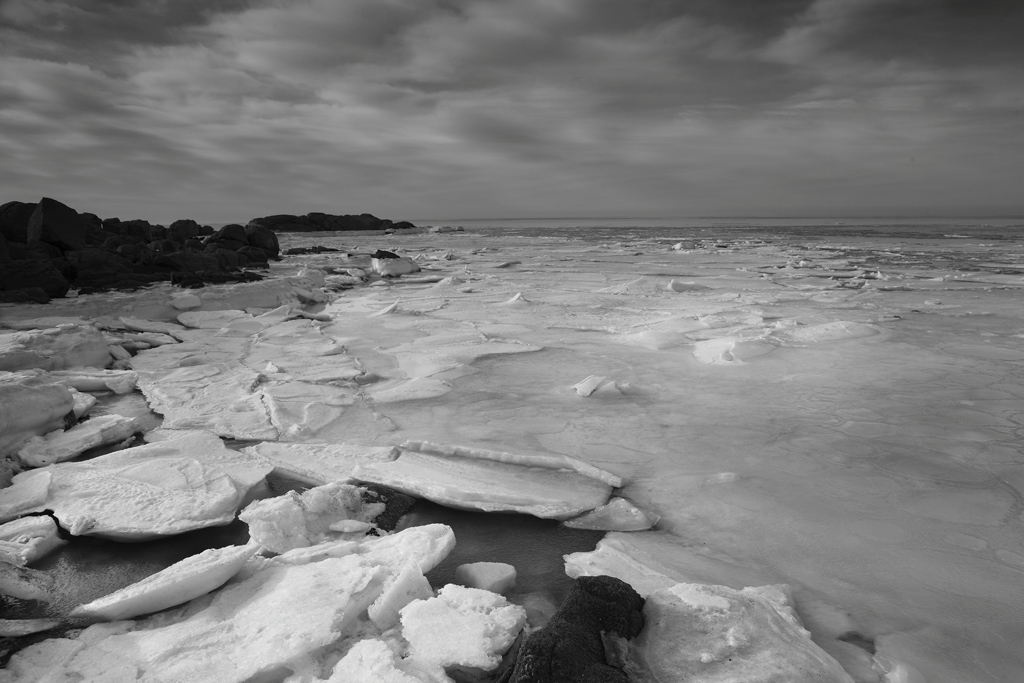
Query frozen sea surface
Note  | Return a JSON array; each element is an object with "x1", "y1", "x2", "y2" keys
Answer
[{"x1": 2, "y1": 217, "x2": 1022, "y2": 681}]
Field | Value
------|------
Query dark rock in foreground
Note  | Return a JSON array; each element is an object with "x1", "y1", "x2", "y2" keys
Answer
[{"x1": 499, "y1": 575, "x2": 645, "y2": 683}]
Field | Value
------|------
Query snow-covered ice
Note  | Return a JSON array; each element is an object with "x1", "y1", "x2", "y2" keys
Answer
[{"x1": 0, "y1": 514, "x2": 66, "y2": 566}]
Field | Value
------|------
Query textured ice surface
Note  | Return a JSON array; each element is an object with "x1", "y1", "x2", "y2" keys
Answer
[
  {"x1": 3, "y1": 525, "x2": 456, "y2": 683},
  {"x1": 352, "y1": 450, "x2": 612, "y2": 519},
  {"x1": 47, "y1": 368, "x2": 138, "y2": 394},
  {"x1": 627, "y1": 582, "x2": 854, "y2": 683},
  {"x1": 0, "y1": 374, "x2": 74, "y2": 458},
  {"x1": 7, "y1": 431, "x2": 271, "y2": 539},
  {"x1": 0, "y1": 324, "x2": 110, "y2": 372},
  {"x1": 5, "y1": 225, "x2": 1023, "y2": 681},
  {"x1": 401, "y1": 583, "x2": 527, "y2": 672},
  {"x1": 239, "y1": 481, "x2": 384, "y2": 553}
]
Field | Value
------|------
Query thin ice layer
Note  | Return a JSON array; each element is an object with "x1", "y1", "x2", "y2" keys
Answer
[
  {"x1": 17, "y1": 414, "x2": 138, "y2": 467},
  {"x1": 352, "y1": 451, "x2": 612, "y2": 519},
  {"x1": 0, "y1": 324, "x2": 111, "y2": 372},
  {"x1": 0, "y1": 375, "x2": 74, "y2": 458},
  {"x1": 0, "y1": 515, "x2": 66, "y2": 566}
]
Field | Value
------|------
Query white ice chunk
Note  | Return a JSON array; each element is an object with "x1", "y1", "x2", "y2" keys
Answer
[
  {"x1": 169, "y1": 293, "x2": 202, "y2": 310},
  {"x1": 563, "y1": 497, "x2": 659, "y2": 531},
  {"x1": 17, "y1": 414, "x2": 138, "y2": 467},
  {"x1": 626, "y1": 582, "x2": 854, "y2": 683},
  {"x1": 70, "y1": 543, "x2": 259, "y2": 621},
  {"x1": 368, "y1": 562, "x2": 435, "y2": 630},
  {"x1": 353, "y1": 450, "x2": 613, "y2": 519},
  {"x1": 0, "y1": 324, "x2": 111, "y2": 372},
  {"x1": 401, "y1": 584, "x2": 527, "y2": 673},
  {"x1": 329, "y1": 639, "x2": 434, "y2": 683},
  {"x1": 668, "y1": 279, "x2": 712, "y2": 292},
  {"x1": 47, "y1": 368, "x2": 138, "y2": 394},
  {"x1": 239, "y1": 482, "x2": 384, "y2": 553},
  {"x1": 373, "y1": 257, "x2": 421, "y2": 277},
  {"x1": 0, "y1": 375, "x2": 74, "y2": 458},
  {"x1": 454, "y1": 562, "x2": 517, "y2": 594},
  {"x1": 573, "y1": 374, "x2": 607, "y2": 396},
  {"x1": 7, "y1": 431, "x2": 272, "y2": 539},
  {"x1": 243, "y1": 442, "x2": 399, "y2": 485},
  {"x1": 0, "y1": 515, "x2": 66, "y2": 566}
]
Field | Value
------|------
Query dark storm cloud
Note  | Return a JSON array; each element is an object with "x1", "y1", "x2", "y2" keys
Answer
[{"x1": 1, "y1": 0, "x2": 1022, "y2": 221}]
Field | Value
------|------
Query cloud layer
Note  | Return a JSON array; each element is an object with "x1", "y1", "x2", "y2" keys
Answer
[{"x1": 1, "y1": 0, "x2": 1021, "y2": 222}]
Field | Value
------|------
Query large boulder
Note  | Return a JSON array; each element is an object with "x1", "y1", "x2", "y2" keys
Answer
[
  {"x1": 0, "y1": 201, "x2": 37, "y2": 243},
  {"x1": 0, "y1": 233, "x2": 9, "y2": 262},
  {"x1": 0, "y1": 259, "x2": 70, "y2": 298},
  {"x1": 499, "y1": 576, "x2": 645, "y2": 683},
  {"x1": 168, "y1": 219, "x2": 202, "y2": 242},
  {"x1": 27, "y1": 197, "x2": 87, "y2": 252},
  {"x1": 67, "y1": 248, "x2": 135, "y2": 289},
  {"x1": 244, "y1": 223, "x2": 280, "y2": 258},
  {"x1": 205, "y1": 224, "x2": 249, "y2": 252}
]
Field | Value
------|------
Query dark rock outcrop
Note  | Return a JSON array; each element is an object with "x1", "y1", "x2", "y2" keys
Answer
[
  {"x1": 0, "y1": 260, "x2": 70, "y2": 298},
  {"x1": 248, "y1": 212, "x2": 416, "y2": 233},
  {"x1": 28, "y1": 197, "x2": 87, "y2": 252},
  {"x1": 244, "y1": 223, "x2": 280, "y2": 258},
  {"x1": 0, "y1": 201, "x2": 37, "y2": 243},
  {"x1": 498, "y1": 575, "x2": 645, "y2": 683}
]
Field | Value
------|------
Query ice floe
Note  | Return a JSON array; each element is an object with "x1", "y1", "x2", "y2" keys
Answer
[
  {"x1": 0, "y1": 559, "x2": 54, "y2": 601},
  {"x1": 352, "y1": 444, "x2": 614, "y2": 519},
  {"x1": 0, "y1": 324, "x2": 111, "y2": 372},
  {"x1": 0, "y1": 515, "x2": 66, "y2": 566},
  {"x1": 3, "y1": 431, "x2": 271, "y2": 539},
  {"x1": 70, "y1": 543, "x2": 259, "y2": 621},
  {"x1": 243, "y1": 441, "x2": 399, "y2": 485},
  {"x1": 17, "y1": 413, "x2": 139, "y2": 467}
]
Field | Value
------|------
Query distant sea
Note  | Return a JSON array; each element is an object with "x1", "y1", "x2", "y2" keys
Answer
[{"x1": 418, "y1": 216, "x2": 1024, "y2": 241}]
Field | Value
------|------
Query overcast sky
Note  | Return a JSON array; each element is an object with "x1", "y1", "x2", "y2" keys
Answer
[{"x1": 1, "y1": 0, "x2": 1022, "y2": 224}]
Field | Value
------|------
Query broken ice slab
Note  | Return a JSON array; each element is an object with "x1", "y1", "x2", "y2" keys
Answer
[
  {"x1": 16, "y1": 555, "x2": 388, "y2": 683},
  {"x1": 400, "y1": 440, "x2": 623, "y2": 487},
  {"x1": 770, "y1": 320, "x2": 878, "y2": 344},
  {"x1": 401, "y1": 584, "x2": 527, "y2": 674},
  {"x1": 136, "y1": 363, "x2": 279, "y2": 440},
  {"x1": 372, "y1": 256, "x2": 421, "y2": 277},
  {"x1": 70, "y1": 542, "x2": 259, "y2": 621},
  {"x1": 261, "y1": 381, "x2": 356, "y2": 441},
  {"x1": 5, "y1": 431, "x2": 272, "y2": 540},
  {"x1": 0, "y1": 515, "x2": 67, "y2": 566},
  {"x1": 242, "y1": 442, "x2": 398, "y2": 485},
  {"x1": 0, "y1": 374, "x2": 74, "y2": 458},
  {"x1": 627, "y1": 583, "x2": 854, "y2": 683},
  {"x1": 3, "y1": 526, "x2": 455, "y2": 683},
  {"x1": 0, "y1": 560, "x2": 54, "y2": 601},
  {"x1": 0, "y1": 324, "x2": 111, "y2": 372},
  {"x1": 46, "y1": 368, "x2": 138, "y2": 394},
  {"x1": 367, "y1": 562, "x2": 433, "y2": 630},
  {"x1": 239, "y1": 482, "x2": 385, "y2": 554},
  {"x1": 563, "y1": 497, "x2": 659, "y2": 532},
  {"x1": 117, "y1": 316, "x2": 187, "y2": 339},
  {"x1": 352, "y1": 448, "x2": 614, "y2": 520},
  {"x1": 0, "y1": 471, "x2": 51, "y2": 524},
  {"x1": 17, "y1": 414, "x2": 138, "y2": 467}
]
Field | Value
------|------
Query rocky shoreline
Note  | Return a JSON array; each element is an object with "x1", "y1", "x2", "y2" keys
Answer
[{"x1": 0, "y1": 197, "x2": 430, "y2": 304}]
